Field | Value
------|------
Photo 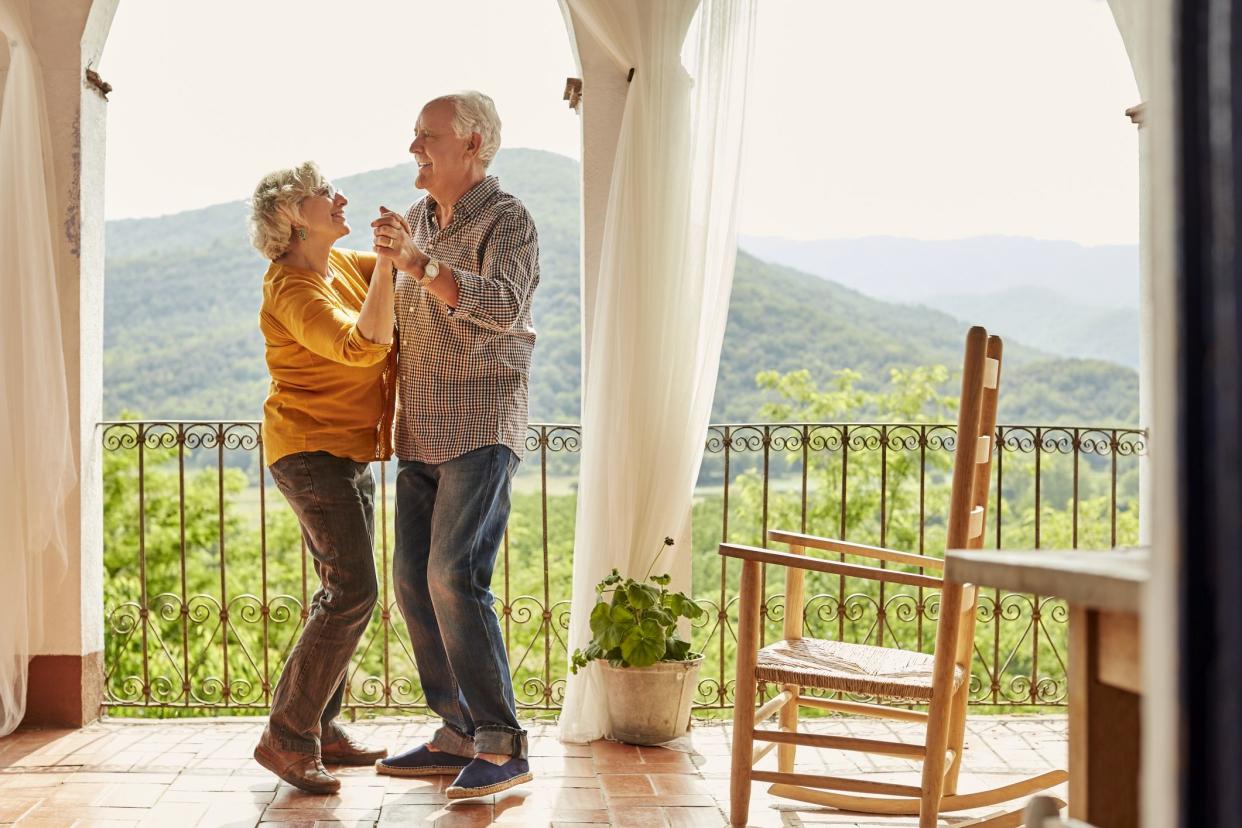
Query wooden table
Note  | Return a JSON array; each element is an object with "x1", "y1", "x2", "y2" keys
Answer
[{"x1": 945, "y1": 548, "x2": 1148, "y2": 828}]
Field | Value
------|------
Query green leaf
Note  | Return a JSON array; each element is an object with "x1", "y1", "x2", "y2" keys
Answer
[
  {"x1": 649, "y1": 573, "x2": 671, "y2": 586},
  {"x1": 570, "y1": 641, "x2": 608, "y2": 674},
  {"x1": 626, "y1": 582, "x2": 660, "y2": 610},
  {"x1": 665, "y1": 637, "x2": 692, "y2": 661},
  {"x1": 665, "y1": 592, "x2": 704, "y2": 621},
  {"x1": 602, "y1": 604, "x2": 636, "y2": 649},
  {"x1": 589, "y1": 602, "x2": 612, "y2": 636},
  {"x1": 650, "y1": 607, "x2": 676, "y2": 628},
  {"x1": 621, "y1": 618, "x2": 667, "y2": 667}
]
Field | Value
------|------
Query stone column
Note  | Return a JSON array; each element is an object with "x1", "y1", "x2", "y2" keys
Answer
[
  {"x1": 1138, "y1": 0, "x2": 1180, "y2": 820},
  {"x1": 1130, "y1": 102, "x2": 1153, "y2": 546},
  {"x1": 21, "y1": 0, "x2": 117, "y2": 727}
]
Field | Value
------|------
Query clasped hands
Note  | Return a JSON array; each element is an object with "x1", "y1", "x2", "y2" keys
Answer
[{"x1": 371, "y1": 207, "x2": 428, "y2": 276}]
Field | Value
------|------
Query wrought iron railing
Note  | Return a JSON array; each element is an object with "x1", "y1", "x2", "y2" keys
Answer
[{"x1": 99, "y1": 421, "x2": 1144, "y2": 714}]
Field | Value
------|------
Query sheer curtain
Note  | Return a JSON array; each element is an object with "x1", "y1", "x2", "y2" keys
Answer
[
  {"x1": 0, "y1": 0, "x2": 77, "y2": 736},
  {"x1": 558, "y1": 0, "x2": 755, "y2": 743}
]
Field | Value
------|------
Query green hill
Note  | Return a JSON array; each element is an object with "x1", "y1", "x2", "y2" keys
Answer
[
  {"x1": 918, "y1": 286, "x2": 1140, "y2": 370},
  {"x1": 105, "y1": 150, "x2": 1138, "y2": 426}
]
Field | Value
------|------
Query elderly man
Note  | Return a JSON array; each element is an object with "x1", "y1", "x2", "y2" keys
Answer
[{"x1": 371, "y1": 91, "x2": 539, "y2": 798}]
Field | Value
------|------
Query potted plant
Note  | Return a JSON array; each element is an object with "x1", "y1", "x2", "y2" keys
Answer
[{"x1": 571, "y1": 537, "x2": 706, "y2": 744}]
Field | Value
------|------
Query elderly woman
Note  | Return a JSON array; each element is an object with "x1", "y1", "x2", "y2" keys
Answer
[{"x1": 247, "y1": 161, "x2": 399, "y2": 794}]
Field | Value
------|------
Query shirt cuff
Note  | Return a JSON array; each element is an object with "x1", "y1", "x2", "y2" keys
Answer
[
  {"x1": 448, "y1": 268, "x2": 481, "y2": 319},
  {"x1": 345, "y1": 325, "x2": 392, "y2": 361}
]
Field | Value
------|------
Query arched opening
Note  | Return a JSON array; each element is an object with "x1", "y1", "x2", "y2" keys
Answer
[{"x1": 85, "y1": 0, "x2": 1145, "y2": 722}]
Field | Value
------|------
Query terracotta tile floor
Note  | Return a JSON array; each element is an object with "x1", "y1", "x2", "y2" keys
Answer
[{"x1": 0, "y1": 715, "x2": 1066, "y2": 827}]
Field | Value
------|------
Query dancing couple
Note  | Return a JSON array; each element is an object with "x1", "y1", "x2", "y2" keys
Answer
[{"x1": 246, "y1": 90, "x2": 539, "y2": 799}]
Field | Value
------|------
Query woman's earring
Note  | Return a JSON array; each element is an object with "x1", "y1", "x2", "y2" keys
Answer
[{"x1": 296, "y1": 227, "x2": 307, "y2": 241}]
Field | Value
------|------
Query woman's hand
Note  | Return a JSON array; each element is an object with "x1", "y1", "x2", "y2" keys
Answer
[{"x1": 372, "y1": 208, "x2": 426, "y2": 274}]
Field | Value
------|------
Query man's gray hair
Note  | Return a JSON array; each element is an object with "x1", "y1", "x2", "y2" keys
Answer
[{"x1": 429, "y1": 91, "x2": 502, "y2": 169}]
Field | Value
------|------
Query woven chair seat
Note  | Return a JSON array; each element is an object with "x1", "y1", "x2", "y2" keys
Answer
[{"x1": 755, "y1": 637, "x2": 965, "y2": 701}]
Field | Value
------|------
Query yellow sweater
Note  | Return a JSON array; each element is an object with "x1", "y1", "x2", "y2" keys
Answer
[{"x1": 259, "y1": 248, "x2": 396, "y2": 465}]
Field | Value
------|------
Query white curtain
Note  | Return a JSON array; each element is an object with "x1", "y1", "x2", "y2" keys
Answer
[
  {"x1": 1105, "y1": 0, "x2": 1149, "y2": 100},
  {"x1": 0, "y1": 0, "x2": 77, "y2": 735},
  {"x1": 558, "y1": 0, "x2": 755, "y2": 742}
]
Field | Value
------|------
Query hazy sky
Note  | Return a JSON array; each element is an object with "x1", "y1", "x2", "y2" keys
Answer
[{"x1": 99, "y1": 0, "x2": 1139, "y2": 245}]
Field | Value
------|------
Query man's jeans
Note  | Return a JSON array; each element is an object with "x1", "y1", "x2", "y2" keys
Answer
[
  {"x1": 265, "y1": 451, "x2": 378, "y2": 756},
  {"x1": 394, "y1": 444, "x2": 527, "y2": 758}
]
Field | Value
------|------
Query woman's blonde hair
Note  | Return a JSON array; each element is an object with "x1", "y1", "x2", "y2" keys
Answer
[{"x1": 247, "y1": 161, "x2": 329, "y2": 260}]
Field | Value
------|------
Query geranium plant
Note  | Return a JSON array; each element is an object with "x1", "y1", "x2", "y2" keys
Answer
[{"x1": 570, "y1": 537, "x2": 705, "y2": 672}]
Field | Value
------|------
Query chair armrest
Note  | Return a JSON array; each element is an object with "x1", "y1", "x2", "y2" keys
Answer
[
  {"x1": 767, "y1": 529, "x2": 945, "y2": 571},
  {"x1": 719, "y1": 543, "x2": 944, "y2": 589}
]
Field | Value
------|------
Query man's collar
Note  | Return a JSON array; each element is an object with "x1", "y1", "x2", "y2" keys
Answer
[{"x1": 425, "y1": 176, "x2": 499, "y2": 220}]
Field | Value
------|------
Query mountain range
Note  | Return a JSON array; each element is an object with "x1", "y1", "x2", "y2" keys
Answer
[
  {"x1": 739, "y1": 234, "x2": 1140, "y2": 370},
  {"x1": 104, "y1": 150, "x2": 1139, "y2": 427}
]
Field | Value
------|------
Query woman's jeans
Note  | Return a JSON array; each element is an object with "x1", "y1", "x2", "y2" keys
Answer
[
  {"x1": 394, "y1": 444, "x2": 527, "y2": 758},
  {"x1": 264, "y1": 451, "x2": 378, "y2": 756}
]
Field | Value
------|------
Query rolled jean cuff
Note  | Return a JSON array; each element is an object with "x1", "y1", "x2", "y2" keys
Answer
[
  {"x1": 474, "y1": 725, "x2": 528, "y2": 759},
  {"x1": 430, "y1": 724, "x2": 476, "y2": 757},
  {"x1": 262, "y1": 727, "x2": 318, "y2": 757}
]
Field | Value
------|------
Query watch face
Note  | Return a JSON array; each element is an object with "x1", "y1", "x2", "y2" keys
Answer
[{"x1": 425, "y1": 260, "x2": 439, "y2": 279}]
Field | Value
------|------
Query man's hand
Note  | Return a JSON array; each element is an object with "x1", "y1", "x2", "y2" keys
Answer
[{"x1": 372, "y1": 207, "x2": 426, "y2": 274}]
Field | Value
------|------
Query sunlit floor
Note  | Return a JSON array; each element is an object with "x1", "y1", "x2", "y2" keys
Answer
[{"x1": 0, "y1": 715, "x2": 1066, "y2": 827}]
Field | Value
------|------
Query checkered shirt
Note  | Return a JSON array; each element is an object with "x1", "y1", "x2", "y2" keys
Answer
[{"x1": 394, "y1": 176, "x2": 539, "y2": 464}]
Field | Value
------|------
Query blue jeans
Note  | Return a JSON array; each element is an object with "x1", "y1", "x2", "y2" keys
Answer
[
  {"x1": 264, "y1": 451, "x2": 378, "y2": 755},
  {"x1": 394, "y1": 444, "x2": 527, "y2": 758}
]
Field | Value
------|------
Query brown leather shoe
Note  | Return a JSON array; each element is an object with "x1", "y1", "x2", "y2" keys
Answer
[
  {"x1": 253, "y1": 743, "x2": 341, "y2": 794},
  {"x1": 321, "y1": 728, "x2": 388, "y2": 766}
]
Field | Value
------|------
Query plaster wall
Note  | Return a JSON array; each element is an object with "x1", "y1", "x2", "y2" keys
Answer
[{"x1": 20, "y1": 0, "x2": 116, "y2": 661}]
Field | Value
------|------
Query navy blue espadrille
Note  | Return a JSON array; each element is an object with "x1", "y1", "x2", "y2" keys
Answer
[
  {"x1": 445, "y1": 756, "x2": 533, "y2": 799},
  {"x1": 375, "y1": 744, "x2": 473, "y2": 777}
]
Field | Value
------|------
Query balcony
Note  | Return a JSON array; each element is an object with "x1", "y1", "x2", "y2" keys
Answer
[
  {"x1": 49, "y1": 414, "x2": 1132, "y2": 824},
  {"x1": 38, "y1": 417, "x2": 1132, "y2": 824},
  {"x1": 98, "y1": 420, "x2": 1142, "y2": 717}
]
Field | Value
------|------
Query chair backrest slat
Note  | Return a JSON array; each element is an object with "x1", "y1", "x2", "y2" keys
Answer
[
  {"x1": 944, "y1": 327, "x2": 991, "y2": 554},
  {"x1": 935, "y1": 327, "x2": 1003, "y2": 678},
  {"x1": 968, "y1": 335, "x2": 1004, "y2": 553}
]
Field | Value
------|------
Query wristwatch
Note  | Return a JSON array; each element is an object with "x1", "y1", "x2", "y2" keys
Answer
[{"x1": 415, "y1": 258, "x2": 441, "y2": 287}]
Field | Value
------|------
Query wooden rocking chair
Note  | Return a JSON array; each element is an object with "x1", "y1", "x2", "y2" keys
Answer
[{"x1": 721, "y1": 327, "x2": 1067, "y2": 828}]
